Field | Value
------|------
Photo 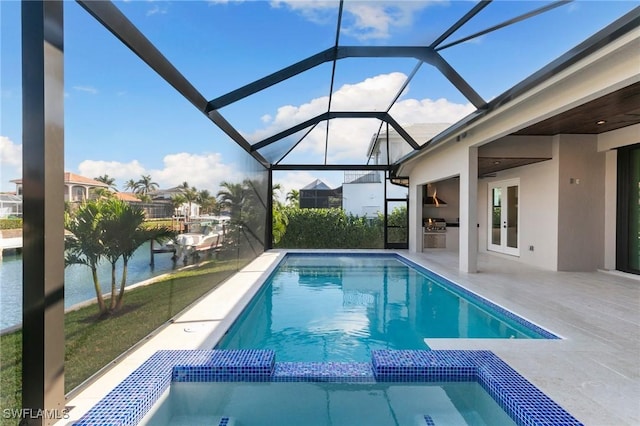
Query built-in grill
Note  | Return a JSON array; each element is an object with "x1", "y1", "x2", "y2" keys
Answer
[
  {"x1": 423, "y1": 218, "x2": 447, "y2": 249},
  {"x1": 423, "y1": 218, "x2": 447, "y2": 233}
]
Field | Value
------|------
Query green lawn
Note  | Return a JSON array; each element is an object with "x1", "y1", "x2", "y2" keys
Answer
[{"x1": 0, "y1": 256, "x2": 252, "y2": 425}]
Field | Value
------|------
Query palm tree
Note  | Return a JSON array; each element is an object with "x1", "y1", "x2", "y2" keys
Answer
[
  {"x1": 94, "y1": 174, "x2": 117, "y2": 190},
  {"x1": 123, "y1": 179, "x2": 137, "y2": 192},
  {"x1": 67, "y1": 199, "x2": 175, "y2": 314},
  {"x1": 217, "y1": 181, "x2": 245, "y2": 223},
  {"x1": 100, "y1": 199, "x2": 174, "y2": 310},
  {"x1": 64, "y1": 202, "x2": 108, "y2": 315},
  {"x1": 134, "y1": 174, "x2": 158, "y2": 196},
  {"x1": 286, "y1": 189, "x2": 299, "y2": 207},
  {"x1": 116, "y1": 225, "x2": 174, "y2": 309},
  {"x1": 100, "y1": 199, "x2": 128, "y2": 310},
  {"x1": 182, "y1": 186, "x2": 199, "y2": 221},
  {"x1": 197, "y1": 189, "x2": 216, "y2": 215},
  {"x1": 171, "y1": 193, "x2": 186, "y2": 214},
  {"x1": 272, "y1": 184, "x2": 288, "y2": 245},
  {"x1": 90, "y1": 187, "x2": 115, "y2": 200}
]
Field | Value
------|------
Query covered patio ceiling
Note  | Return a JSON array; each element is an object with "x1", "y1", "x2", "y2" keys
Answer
[{"x1": 79, "y1": 1, "x2": 640, "y2": 174}]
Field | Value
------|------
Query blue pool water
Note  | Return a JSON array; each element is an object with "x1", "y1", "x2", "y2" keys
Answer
[
  {"x1": 142, "y1": 381, "x2": 516, "y2": 426},
  {"x1": 217, "y1": 254, "x2": 551, "y2": 362}
]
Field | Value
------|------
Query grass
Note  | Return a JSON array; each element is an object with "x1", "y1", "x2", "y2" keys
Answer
[{"x1": 0, "y1": 255, "x2": 253, "y2": 425}]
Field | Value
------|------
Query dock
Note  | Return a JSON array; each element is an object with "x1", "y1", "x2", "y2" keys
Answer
[{"x1": 0, "y1": 234, "x2": 22, "y2": 258}]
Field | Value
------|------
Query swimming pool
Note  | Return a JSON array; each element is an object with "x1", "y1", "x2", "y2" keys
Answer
[
  {"x1": 142, "y1": 381, "x2": 516, "y2": 425},
  {"x1": 72, "y1": 253, "x2": 579, "y2": 426},
  {"x1": 75, "y1": 349, "x2": 582, "y2": 426},
  {"x1": 217, "y1": 253, "x2": 556, "y2": 361}
]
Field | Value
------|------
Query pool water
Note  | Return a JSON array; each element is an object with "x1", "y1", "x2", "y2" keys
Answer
[
  {"x1": 217, "y1": 254, "x2": 546, "y2": 362},
  {"x1": 141, "y1": 381, "x2": 517, "y2": 426}
]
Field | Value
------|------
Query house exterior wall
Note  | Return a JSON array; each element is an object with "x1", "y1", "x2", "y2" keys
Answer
[
  {"x1": 556, "y1": 135, "x2": 605, "y2": 271},
  {"x1": 342, "y1": 182, "x2": 383, "y2": 219},
  {"x1": 478, "y1": 155, "x2": 560, "y2": 271},
  {"x1": 407, "y1": 146, "x2": 467, "y2": 253}
]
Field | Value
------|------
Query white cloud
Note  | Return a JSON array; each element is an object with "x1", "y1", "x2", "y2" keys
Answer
[
  {"x1": 247, "y1": 72, "x2": 405, "y2": 142},
  {"x1": 0, "y1": 136, "x2": 22, "y2": 167},
  {"x1": 271, "y1": 1, "x2": 440, "y2": 40},
  {"x1": 73, "y1": 86, "x2": 98, "y2": 95},
  {"x1": 260, "y1": 114, "x2": 272, "y2": 124},
  {"x1": 389, "y1": 97, "x2": 474, "y2": 125},
  {"x1": 78, "y1": 153, "x2": 240, "y2": 193},
  {"x1": 245, "y1": 72, "x2": 473, "y2": 163},
  {"x1": 208, "y1": 0, "x2": 245, "y2": 4},
  {"x1": 147, "y1": 4, "x2": 168, "y2": 16},
  {"x1": 150, "y1": 152, "x2": 240, "y2": 192},
  {"x1": 78, "y1": 160, "x2": 146, "y2": 187}
]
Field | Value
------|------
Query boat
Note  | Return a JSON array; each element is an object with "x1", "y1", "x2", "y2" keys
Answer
[{"x1": 168, "y1": 216, "x2": 230, "y2": 263}]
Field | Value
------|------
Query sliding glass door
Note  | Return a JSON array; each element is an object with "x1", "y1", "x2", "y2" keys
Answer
[
  {"x1": 488, "y1": 179, "x2": 519, "y2": 256},
  {"x1": 617, "y1": 144, "x2": 640, "y2": 274}
]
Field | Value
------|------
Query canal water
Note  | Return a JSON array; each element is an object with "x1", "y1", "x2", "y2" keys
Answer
[{"x1": 0, "y1": 242, "x2": 178, "y2": 331}]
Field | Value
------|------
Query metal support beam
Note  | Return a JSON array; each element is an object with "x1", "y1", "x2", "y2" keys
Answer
[
  {"x1": 272, "y1": 164, "x2": 390, "y2": 171},
  {"x1": 253, "y1": 111, "x2": 419, "y2": 151},
  {"x1": 430, "y1": 51, "x2": 486, "y2": 109},
  {"x1": 430, "y1": 0, "x2": 492, "y2": 49},
  {"x1": 207, "y1": 46, "x2": 438, "y2": 111},
  {"x1": 77, "y1": 0, "x2": 269, "y2": 169},
  {"x1": 21, "y1": 1, "x2": 66, "y2": 424},
  {"x1": 265, "y1": 170, "x2": 273, "y2": 250},
  {"x1": 436, "y1": 1, "x2": 573, "y2": 51},
  {"x1": 206, "y1": 48, "x2": 336, "y2": 111},
  {"x1": 77, "y1": 0, "x2": 207, "y2": 112}
]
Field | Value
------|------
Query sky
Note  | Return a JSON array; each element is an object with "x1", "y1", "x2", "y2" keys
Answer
[{"x1": 1, "y1": 0, "x2": 636, "y2": 199}]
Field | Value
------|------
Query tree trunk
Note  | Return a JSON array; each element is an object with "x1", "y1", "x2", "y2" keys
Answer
[
  {"x1": 109, "y1": 262, "x2": 117, "y2": 310},
  {"x1": 115, "y1": 260, "x2": 129, "y2": 310},
  {"x1": 91, "y1": 266, "x2": 107, "y2": 314}
]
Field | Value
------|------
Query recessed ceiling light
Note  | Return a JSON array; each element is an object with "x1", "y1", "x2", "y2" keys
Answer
[{"x1": 596, "y1": 120, "x2": 606, "y2": 125}]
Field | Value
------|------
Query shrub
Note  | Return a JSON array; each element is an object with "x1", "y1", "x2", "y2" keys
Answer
[
  {"x1": 275, "y1": 208, "x2": 383, "y2": 248},
  {"x1": 0, "y1": 218, "x2": 22, "y2": 230}
]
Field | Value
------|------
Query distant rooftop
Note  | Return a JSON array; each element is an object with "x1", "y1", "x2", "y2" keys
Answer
[{"x1": 301, "y1": 179, "x2": 333, "y2": 191}]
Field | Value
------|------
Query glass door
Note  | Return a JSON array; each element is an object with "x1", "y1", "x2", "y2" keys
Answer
[
  {"x1": 617, "y1": 144, "x2": 640, "y2": 274},
  {"x1": 385, "y1": 199, "x2": 408, "y2": 249},
  {"x1": 488, "y1": 179, "x2": 519, "y2": 256}
]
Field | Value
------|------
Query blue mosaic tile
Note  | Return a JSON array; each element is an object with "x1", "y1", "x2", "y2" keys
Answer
[
  {"x1": 172, "y1": 349, "x2": 275, "y2": 382},
  {"x1": 423, "y1": 414, "x2": 436, "y2": 426},
  {"x1": 272, "y1": 362, "x2": 375, "y2": 382},
  {"x1": 371, "y1": 350, "x2": 476, "y2": 382},
  {"x1": 74, "y1": 349, "x2": 583, "y2": 426}
]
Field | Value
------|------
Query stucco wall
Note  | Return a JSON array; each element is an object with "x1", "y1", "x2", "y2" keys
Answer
[
  {"x1": 408, "y1": 146, "x2": 468, "y2": 253},
  {"x1": 479, "y1": 155, "x2": 559, "y2": 271},
  {"x1": 342, "y1": 182, "x2": 383, "y2": 218},
  {"x1": 556, "y1": 135, "x2": 605, "y2": 271}
]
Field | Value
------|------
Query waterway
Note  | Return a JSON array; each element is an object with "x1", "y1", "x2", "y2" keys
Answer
[{"x1": 0, "y1": 242, "x2": 178, "y2": 331}]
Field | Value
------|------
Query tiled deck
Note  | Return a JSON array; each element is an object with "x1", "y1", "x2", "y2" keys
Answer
[
  {"x1": 404, "y1": 249, "x2": 640, "y2": 426},
  {"x1": 63, "y1": 249, "x2": 640, "y2": 425}
]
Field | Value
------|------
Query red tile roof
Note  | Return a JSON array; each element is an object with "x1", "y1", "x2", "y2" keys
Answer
[
  {"x1": 11, "y1": 172, "x2": 109, "y2": 187},
  {"x1": 114, "y1": 192, "x2": 141, "y2": 202}
]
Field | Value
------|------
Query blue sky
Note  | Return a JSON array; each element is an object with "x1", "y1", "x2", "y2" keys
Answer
[{"x1": 1, "y1": 0, "x2": 636, "y2": 196}]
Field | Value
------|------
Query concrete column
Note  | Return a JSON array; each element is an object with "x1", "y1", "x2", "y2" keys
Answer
[
  {"x1": 459, "y1": 147, "x2": 478, "y2": 273},
  {"x1": 21, "y1": 1, "x2": 66, "y2": 424},
  {"x1": 408, "y1": 183, "x2": 422, "y2": 252},
  {"x1": 604, "y1": 150, "x2": 617, "y2": 270}
]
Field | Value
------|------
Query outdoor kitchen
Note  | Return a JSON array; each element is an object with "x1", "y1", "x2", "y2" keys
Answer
[{"x1": 422, "y1": 179, "x2": 460, "y2": 251}]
